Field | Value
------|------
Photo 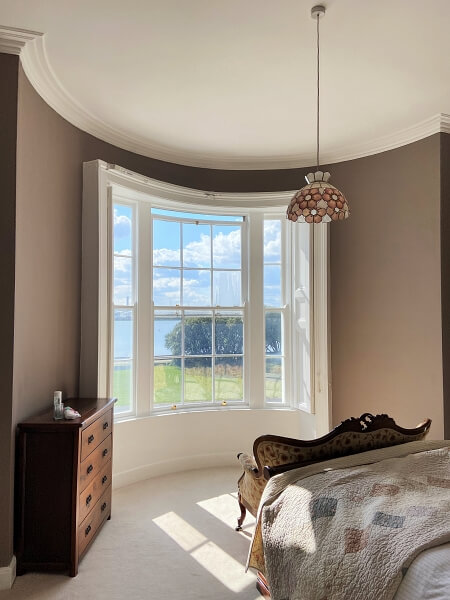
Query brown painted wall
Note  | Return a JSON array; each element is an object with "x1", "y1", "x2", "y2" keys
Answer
[
  {"x1": 0, "y1": 53, "x2": 18, "y2": 567},
  {"x1": 0, "y1": 58, "x2": 445, "y2": 568},
  {"x1": 329, "y1": 135, "x2": 444, "y2": 437},
  {"x1": 12, "y1": 66, "x2": 313, "y2": 431},
  {"x1": 5, "y1": 64, "x2": 312, "y2": 569},
  {"x1": 441, "y1": 133, "x2": 450, "y2": 437}
]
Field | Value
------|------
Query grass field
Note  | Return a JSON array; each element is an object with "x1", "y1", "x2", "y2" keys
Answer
[{"x1": 113, "y1": 362, "x2": 282, "y2": 410}]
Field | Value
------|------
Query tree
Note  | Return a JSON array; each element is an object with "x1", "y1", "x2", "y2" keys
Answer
[
  {"x1": 164, "y1": 313, "x2": 282, "y2": 359},
  {"x1": 265, "y1": 312, "x2": 282, "y2": 354},
  {"x1": 165, "y1": 316, "x2": 243, "y2": 363}
]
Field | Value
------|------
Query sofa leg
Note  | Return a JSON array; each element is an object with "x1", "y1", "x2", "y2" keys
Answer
[{"x1": 236, "y1": 495, "x2": 247, "y2": 531}]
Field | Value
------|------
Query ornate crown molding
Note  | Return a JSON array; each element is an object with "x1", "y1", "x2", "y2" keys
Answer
[
  {"x1": 1, "y1": 25, "x2": 449, "y2": 170},
  {"x1": 0, "y1": 25, "x2": 42, "y2": 55}
]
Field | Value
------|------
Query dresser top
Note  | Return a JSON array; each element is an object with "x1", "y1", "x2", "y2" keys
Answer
[{"x1": 17, "y1": 397, "x2": 117, "y2": 431}]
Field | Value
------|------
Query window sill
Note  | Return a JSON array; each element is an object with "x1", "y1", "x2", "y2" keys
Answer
[{"x1": 114, "y1": 404, "x2": 301, "y2": 423}]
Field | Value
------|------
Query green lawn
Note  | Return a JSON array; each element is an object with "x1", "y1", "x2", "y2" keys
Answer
[{"x1": 113, "y1": 362, "x2": 282, "y2": 409}]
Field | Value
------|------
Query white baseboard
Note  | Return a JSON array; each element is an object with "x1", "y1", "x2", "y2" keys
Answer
[
  {"x1": 112, "y1": 452, "x2": 237, "y2": 489},
  {"x1": 0, "y1": 555, "x2": 16, "y2": 590}
]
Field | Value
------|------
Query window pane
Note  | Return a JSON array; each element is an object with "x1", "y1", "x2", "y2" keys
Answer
[
  {"x1": 185, "y1": 358, "x2": 212, "y2": 403},
  {"x1": 183, "y1": 270, "x2": 211, "y2": 306},
  {"x1": 213, "y1": 225, "x2": 241, "y2": 269},
  {"x1": 154, "y1": 359, "x2": 181, "y2": 405},
  {"x1": 152, "y1": 208, "x2": 243, "y2": 222},
  {"x1": 184, "y1": 314, "x2": 212, "y2": 355},
  {"x1": 265, "y1": 357, "x2": 283, "y2": 402},
  {"x1": 114, "y1": 256, "x2": 133, "y2": 306},
  {"x1": 265, "y1": 311, "x2": 282, "y2": 355},
  {"x1": 113, "y1": 205, "x2": 132, "y2": 255},
  {"x1": 264, "y1": 220, "x2": 281, "y2": 263},
  {"x1": 213, "y1": 271, "x2": 241, "y2": 306},
  {"x1": 183, "y1": 223, "x2": 211, "y2": 268},
  {"x1": 264, "y1": 265, "x2": 281, "y2": 307},
  {"x1": 113, "y1": 360, "x2": 133, "y2": 413},
  {"x1": 114, "y1": 309, "x2": 133, "y2": 358},
  {"x1": 154, "y1": 311, "x2": 181, "y2": 356},
  {"x1": 215, "y1": 357, "x2": 243, "y2": 402},
  {"x1": 215, "y1": 313, "x2": 243, "y2": 354},
  {"x1": 113, "y1": 309, "x2": 133, "y2": 412},
  {"x1": 153, "y1": 220, "x2": 180, "y2": 266},
  {"x1": 153, "y1": 268, "x2": 181, "y2": 306}
]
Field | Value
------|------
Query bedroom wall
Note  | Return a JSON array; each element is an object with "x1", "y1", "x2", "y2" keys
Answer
[
  {"x1": 0, "y1": 56, "x2": 446, "y2": 571},
  {"x1": 0, "y1": 53, "x2": 19, "y2": 569},
  {"x1": 4, "y1": 62, "x2": 312, "y2": 572},
  {"x1": 328, "y1": 135, "x2": 444, "y2": 438},
  {"x1": 12, "y1": 65, "x2": 315, "y2": 431}
]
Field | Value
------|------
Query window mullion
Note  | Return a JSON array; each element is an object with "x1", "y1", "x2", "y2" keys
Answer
[
  {"x1": 292, "y1": 220, "x2": 312, "y2": 412},
  {"x1": 247, "y1": 213, "x2": 265, "y2": 409},
  {"x1": 283, "y1": 218, "x2": 292, "y2": 408},
  {"x1": 180, "y1": 222, "x2": 184, "y2": 306},
  {"x1": 181, "y1": 309, "x2": 185, "y2": 405},
  {"x1": 136, "y1": 203, "x2": 152, "y2": 416}
]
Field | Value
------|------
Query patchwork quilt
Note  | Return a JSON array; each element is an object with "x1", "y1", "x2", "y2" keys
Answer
[{"x1": 247, "y1": 440, "x2": 450, "y2": 600}]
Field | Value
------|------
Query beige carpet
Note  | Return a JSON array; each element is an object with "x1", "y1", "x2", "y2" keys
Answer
[{"x1": 0, "y1": 467, "x2": 259, "y2": 600}]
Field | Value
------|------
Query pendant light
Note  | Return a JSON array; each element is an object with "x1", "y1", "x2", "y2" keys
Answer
[{"x1": 287, "y1": 5, "x2": 349, "y2": 224}]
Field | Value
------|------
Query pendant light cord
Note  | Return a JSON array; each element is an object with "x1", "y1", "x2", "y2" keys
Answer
[{"x1": 316, "y1": 13, "x2": 320, "y2": 171}]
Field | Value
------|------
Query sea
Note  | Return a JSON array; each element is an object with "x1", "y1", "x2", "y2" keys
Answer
[{"x1": 114, "y1": 319, "x2": 173, "y2": 358}]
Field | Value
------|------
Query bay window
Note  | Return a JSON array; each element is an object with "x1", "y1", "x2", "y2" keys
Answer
[{"x1": 81, "y1": 161, "x2": 330, "y2": 428}]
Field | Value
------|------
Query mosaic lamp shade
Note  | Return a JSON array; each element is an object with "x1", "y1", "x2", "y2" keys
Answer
[{"x1": 286, "y1": 170, "x2": 350, "y2": 224}]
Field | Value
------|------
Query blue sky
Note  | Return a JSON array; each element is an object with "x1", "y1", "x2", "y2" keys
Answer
[{"x1": 113, "y1": 205, "x2": 282, "y2": 308}]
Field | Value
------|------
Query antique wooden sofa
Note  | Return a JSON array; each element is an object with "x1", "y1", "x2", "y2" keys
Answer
[{"x1": 236, "y1": 413, "x2": 432, "y2": 532}]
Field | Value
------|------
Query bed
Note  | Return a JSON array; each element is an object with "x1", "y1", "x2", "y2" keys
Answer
[{"x1": 236, "y1": 413, "x2": 450, "y2": 600}]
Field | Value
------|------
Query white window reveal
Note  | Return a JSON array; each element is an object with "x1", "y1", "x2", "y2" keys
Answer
[{"x1": 81, "y1": 161, "x2": 331, "y2": 429}]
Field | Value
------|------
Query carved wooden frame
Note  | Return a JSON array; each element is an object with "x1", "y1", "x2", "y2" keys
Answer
[{"x1": 253, "y1": 413, "x2": 431, "y2": 479}]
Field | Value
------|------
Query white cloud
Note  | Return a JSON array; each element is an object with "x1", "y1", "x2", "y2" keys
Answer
[
  {"x1": 212, "y1": 230, "x2": 241, "y2": 267},
  {"x1": 152, "y1": 225, "x2": 245, "y2": 305},
  {"x1": 114, "y1": 256, "x2": 132, "y2": 277},
  {"x1": 114, "y1": 209, "x2": 131, "y2": 239},
  {"x1": 263, "y1": 221, "x2": 281, "y2": 260},
  {"x1": 152, "y1": 271, "x2": 213, "y2": 306},
  {"x1": 114, "y1": 255, "x2": 132, "y2": 304},
  {"x1": 153, "y1": 276, "x2": 181, "y2": 290},
  {"x1": 153, "y1": 247, "x2": 180, "y2": 266},
  {"x1": 153, "y1": 228, "x2": 241, "y2": 268},
  {"x1": 184, "y1": 234, "x2": 211, "y2": 267}
]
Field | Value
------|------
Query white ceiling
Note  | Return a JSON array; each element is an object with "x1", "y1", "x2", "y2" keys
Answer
[{"x1": 1, "y1": 0, "x2": 450, "y2": 169}]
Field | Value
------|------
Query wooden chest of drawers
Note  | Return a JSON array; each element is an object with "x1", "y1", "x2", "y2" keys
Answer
[{"x1": 15, "y1": 397, "x2": 116, "y2": 576}]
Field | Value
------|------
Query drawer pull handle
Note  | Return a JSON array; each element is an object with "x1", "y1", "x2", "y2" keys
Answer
[
  {"x1": 88, "y1": 434, "x2": 95, "y2": 444},
  {"x1": 103, "y1": 422, "x2": 109, "y2": 430},
  {"x1": 85, "y1": 524, "x2": 91, "y2": 536},
  {"x1": 102, "y1": 448, "x2": 108, "y2": 457},
  {"x1": 87, "y1": 464, "x2": 93, "y2": 474},
  {"x1": 86, "y1": 494, "x2": 92, "y2": 506},
  {"x1": 102, "y1": 475, "x2": 108, "y2": 485},
  {"x1": 101, "y1": 502, "x2": 107, "y2": 512}
]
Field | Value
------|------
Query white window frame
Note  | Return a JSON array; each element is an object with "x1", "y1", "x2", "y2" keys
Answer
[
  {"x1": 150, "y1": 209, "x2": 246, "y2": 412},
  {"x1": 80, "y1": 160, "x2": 331, "y2": 433}
]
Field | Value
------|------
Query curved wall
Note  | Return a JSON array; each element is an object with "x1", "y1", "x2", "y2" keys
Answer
[
  {"x1": 13, "y1": 64, "x2": 318, "y2": 494},
  {"x1": 327, "y1": 135, "x2": 444, "y2": 438},
  {"x1": 0, "y1": 56, "x2": 445, "y2": 567},
  {"x1": 113, "y1": 409, "x2": 315, "y2": 489}
]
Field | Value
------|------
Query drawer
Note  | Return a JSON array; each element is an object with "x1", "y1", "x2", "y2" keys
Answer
[
  {"x1": 78, "y1": 460, "x2": 112, "y2": 523},
  {"x1": 78, "y1": 485, "x2": 112, "y2": 558},
  {"x1": 80, "y1": 409, "x2": 113, "y2": 461},
  {"x1": 79, "y1": 435, "x2": 112, "y2": 493}
]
